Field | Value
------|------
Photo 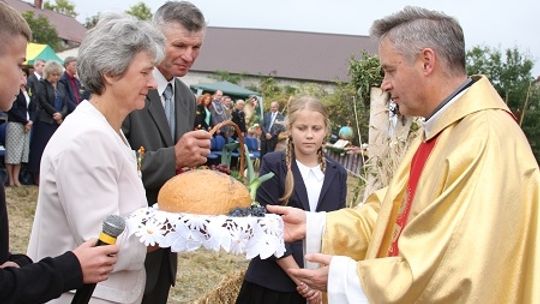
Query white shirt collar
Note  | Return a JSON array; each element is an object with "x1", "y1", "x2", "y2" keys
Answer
[
  {"x1": 153, "y1": 68, "x2": 175, "y2": 97},
  {"x1": 296, "y1": 160, "x2": 325, "y2": 182},
  {"x1": 34, "y1": 71, "x2": 41, "y2": 80},
  {"x1": 422, "y1": 88, "x2": 470, "y2": 138},
  {"x1": 296, "y1": 159, "x2": 325, "y2": 211}
]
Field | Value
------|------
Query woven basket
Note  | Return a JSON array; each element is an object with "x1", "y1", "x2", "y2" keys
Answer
[
  {"x1": 194, "y1": 270, "x2": 245, "y2": 304},
  {"x1": 209, "y1": 120, "x2": 246, "y2": 181}
]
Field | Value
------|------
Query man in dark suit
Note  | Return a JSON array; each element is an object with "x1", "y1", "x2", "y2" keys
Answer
[
  {"x1": 260, "y1": 101, "x2": 285, "y2": 156},
  {"x1": 231, "y1": 99, "x2": 247, "y2": 137},
  {"x1": 58, "y1": 56, "x2": 81, "y2": 112},
  {"x1": 26, "y1": 58, "x2": 44, "y2": 98},
  {"x1": 122, "y1": 2, "x2": 211, "y2": 303},
  {"x1": 26, "y1": 58, "x2": 44, "y2": 116}
]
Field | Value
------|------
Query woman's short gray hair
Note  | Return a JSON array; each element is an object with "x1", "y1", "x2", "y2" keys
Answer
[
  {"x1": 78, "y1": 14, "x2": 165, "y2": 95},
  {"x1": 370, "y1": 6, "x2": 466, "y2": 76},
  {"x1": 43, "y1": 61, "x2": 63, "y2": 80}
]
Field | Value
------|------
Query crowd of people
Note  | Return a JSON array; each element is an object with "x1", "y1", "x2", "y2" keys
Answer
[
  {"x1": 193, "y1": 88, "x2": 290, "y2": 161},
  {"x1": 1, "y1": 1, "x2": 539, "y2": 304},
  {"x1": 195, "y1": 90, "x2": 262, "y2": 137},
  {"x1": 2, "y1": 54, "x2": 85, "y2": 186}
]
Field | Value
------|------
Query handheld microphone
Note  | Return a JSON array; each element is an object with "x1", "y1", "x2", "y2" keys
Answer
[{"x1": 70, "y1": 215, "x2": 125, "y2": 304}]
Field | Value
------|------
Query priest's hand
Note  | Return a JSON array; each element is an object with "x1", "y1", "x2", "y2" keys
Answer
[
  {"x1": 266, "y1": 205, "x2": 306, "y2": 242},
  {"x1": 289, "y1": 253, "x2": 332, "y2": 292}
]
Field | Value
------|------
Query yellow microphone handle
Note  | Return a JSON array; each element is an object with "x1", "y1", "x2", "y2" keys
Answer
[{"x1": 98, "y1": 232, "x2": 117, "y2": 245}]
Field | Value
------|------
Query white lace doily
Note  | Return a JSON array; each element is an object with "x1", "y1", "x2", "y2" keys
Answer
[{"x1": 126, "y1": 206, "x2": 286, "y2": 259}]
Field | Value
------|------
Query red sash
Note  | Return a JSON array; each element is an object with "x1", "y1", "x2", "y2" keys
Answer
[{"x1": 387, "y1": 136, "x2": 438, "y2": 257}]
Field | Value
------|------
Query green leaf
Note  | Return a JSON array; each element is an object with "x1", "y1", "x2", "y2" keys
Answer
[
  {"x1": 244, "y1": 144, "x2": 255, "y2": 183},
  {"x1": 256, "y1": 172, "x2": 275, "y2": 184},
  {"x1": 248, "y1": 172, "x2": 275, "y2": 201}
]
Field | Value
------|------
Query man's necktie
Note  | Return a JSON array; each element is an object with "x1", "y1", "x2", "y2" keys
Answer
[
  {"x1": 163, "y1": 83, "x2": 175, "y2": 138},
  {"x1": 269, "y1": 112, "x2": 277, "y2": 130}
]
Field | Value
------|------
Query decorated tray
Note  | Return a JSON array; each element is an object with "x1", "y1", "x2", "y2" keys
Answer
[{"x1": 126, "y1": 205, "x2": 285, "y2": 259}]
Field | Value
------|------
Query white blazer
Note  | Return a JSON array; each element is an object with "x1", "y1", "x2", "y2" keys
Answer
[{"x1": 27, "y1": 101, "x2": 148, "y2": 304}]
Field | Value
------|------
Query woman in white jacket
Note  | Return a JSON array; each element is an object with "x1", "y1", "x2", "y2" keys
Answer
[{"x1": 27, "y1": 14, "x2": 165, "y2": 304}]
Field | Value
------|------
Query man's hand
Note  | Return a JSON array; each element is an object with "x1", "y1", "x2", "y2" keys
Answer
[
  {"x1": 174, "y1": 130, "x2": 211, "y2": 168},
  {"x1": 72, "y1": 239, "x2": 119, "y2": 284},
  {"x1": 289, "y1": 253, "x2": 332, "y2": 292},
  {"x1": 266, "y1": 205, "x2": 306, "y2": 242}
]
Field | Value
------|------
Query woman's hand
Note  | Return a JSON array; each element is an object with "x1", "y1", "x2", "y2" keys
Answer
[
  {"x1": 297, "y1": 281, "x2": 322, "y2": 303},
  {"x1": 52, "y1": 112, "x2": 62, "y2": 121},
  {"x1": 147, "y1": 244, "x2": 160, "y2": 252},
  {"x1": 289, "y1": 254, "x2": 333, "y2": 292},
  {"x1": 24, "y1": 120, "x2": 32, "y2": 133}
]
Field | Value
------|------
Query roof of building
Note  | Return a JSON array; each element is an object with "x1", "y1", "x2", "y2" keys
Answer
[
  {"x1": 4, "y1": 0, "x2": 85, "y2": 43},
  {"x1": 192, "y1": 27, "x2": 378, "y2": 83}
]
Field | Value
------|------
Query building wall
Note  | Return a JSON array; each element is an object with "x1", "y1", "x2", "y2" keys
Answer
[{"x1": 183, "y1": 71, "x2": 338, "y2": 96}]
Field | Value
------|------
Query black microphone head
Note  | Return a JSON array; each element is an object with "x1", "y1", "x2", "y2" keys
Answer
[{"x1": 102, "y1": 215, "x2": 125, "y2": 238}]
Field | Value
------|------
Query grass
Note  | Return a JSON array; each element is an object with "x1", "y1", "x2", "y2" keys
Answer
[{"x1": 6, "y1": 173, "x2": 360, "y2": 303}]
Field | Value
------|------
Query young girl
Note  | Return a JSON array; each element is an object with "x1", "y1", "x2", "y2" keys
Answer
[{"x1": 236, "y1": 96, "x2": 348, "y2": 304}]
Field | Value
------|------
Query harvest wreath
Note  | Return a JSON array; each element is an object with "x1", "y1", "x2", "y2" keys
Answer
[{"x1": 126, "y1": 120, "x2": 286, "y2": 259}]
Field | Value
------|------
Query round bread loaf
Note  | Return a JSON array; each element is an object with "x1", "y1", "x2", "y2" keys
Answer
[{"x1": 157, "y1": 169, "x2": 252, "y2": 215}]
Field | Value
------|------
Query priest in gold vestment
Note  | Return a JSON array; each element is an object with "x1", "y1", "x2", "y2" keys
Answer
[{"x1": 268, "y1": 6, "x2": 540, "y2": 304}]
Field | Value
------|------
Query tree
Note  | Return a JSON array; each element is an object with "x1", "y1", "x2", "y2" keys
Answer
[
  {"x1": 22, "y1": 11, "x2": 60, "y2": 50},
  {"x1": 349, "y1": 52, "x2": 384, "y2": 107},
  {"x1": 126, "y1": 2, "x2": 152, "y2": 21},
  {"x1": 466, "y1": 46, "x2": 535, "y2": 110},
  {"x1": 84, "y1": 13, "x2": 100, "y2": 29},
  {"x1": 466, "y1": 46, "x2": 540, "y2": 161},
  {"x1": 44, "y1": 0, "x2": 77, "y2": 18}
]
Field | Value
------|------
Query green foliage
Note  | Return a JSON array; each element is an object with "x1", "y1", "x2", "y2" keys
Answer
[
  {"x1": 322, "y1": 83, "x2": 368, "y2": 146},
  {"x1": 22, "y1": 11, "x2": 60, "y2": 50},
  {"x1": 254, "y1": 76, "x2": 368, "y2": 146},
  {"x1": 210, "y1": 70, "x2": 244, "y2": 84},
  {"x1": 466, "y1": 46, "x2": 534, "y2": 109},
  {"x1": 521, "y1": 86, "x2": 540, "y2": 159},
  {"x1": 126, "y1": 2, "x2": 153, "y2": 21},
  {"x1": 349, "y1": 52, "x2": 384, "y2": 106},
  {"x1": 44, "y1": 0, "x2": 77, "y2": 17},
  {"x1": 257, "y1": 77, "x2": 297, "y2": 111},
  {"x1": 466, "y1": 45, "x2": 540, "y2": 161}
]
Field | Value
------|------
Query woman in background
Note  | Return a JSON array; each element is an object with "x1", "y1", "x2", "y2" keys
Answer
[
  {"x1": 236, "y1": 96, "x2": 348, "y2": 304},
  {"x1": 28, "y1": 60, "x2": 68, "y2": 184},
  {"x1": 194, "y1": 93, "x2": 212, "y2": 131},
  {"x1": 5, "y1": 71, "x2": 32, "y2": 187}
]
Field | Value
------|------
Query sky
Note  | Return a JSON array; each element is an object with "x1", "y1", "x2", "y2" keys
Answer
[{"x1": 64, "y1": 0, "x2": 540, "y2": 75}]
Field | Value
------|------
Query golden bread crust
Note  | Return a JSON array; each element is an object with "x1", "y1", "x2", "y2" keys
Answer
[{"x1": 157, "y1": 169, "x2": 251, "y2": 215}]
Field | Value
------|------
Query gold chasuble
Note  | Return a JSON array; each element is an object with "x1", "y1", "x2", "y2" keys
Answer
[{"x1": 322, "y1": 76, "x2": 540, "y2": 303}]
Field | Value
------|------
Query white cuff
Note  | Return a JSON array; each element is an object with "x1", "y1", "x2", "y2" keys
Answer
[
  {"x1": 304, "y1": 211, "x2": 326, "y2": 269},
  {"x1": 328, "y1": 256, "x2": 369, "y2": 304}
]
